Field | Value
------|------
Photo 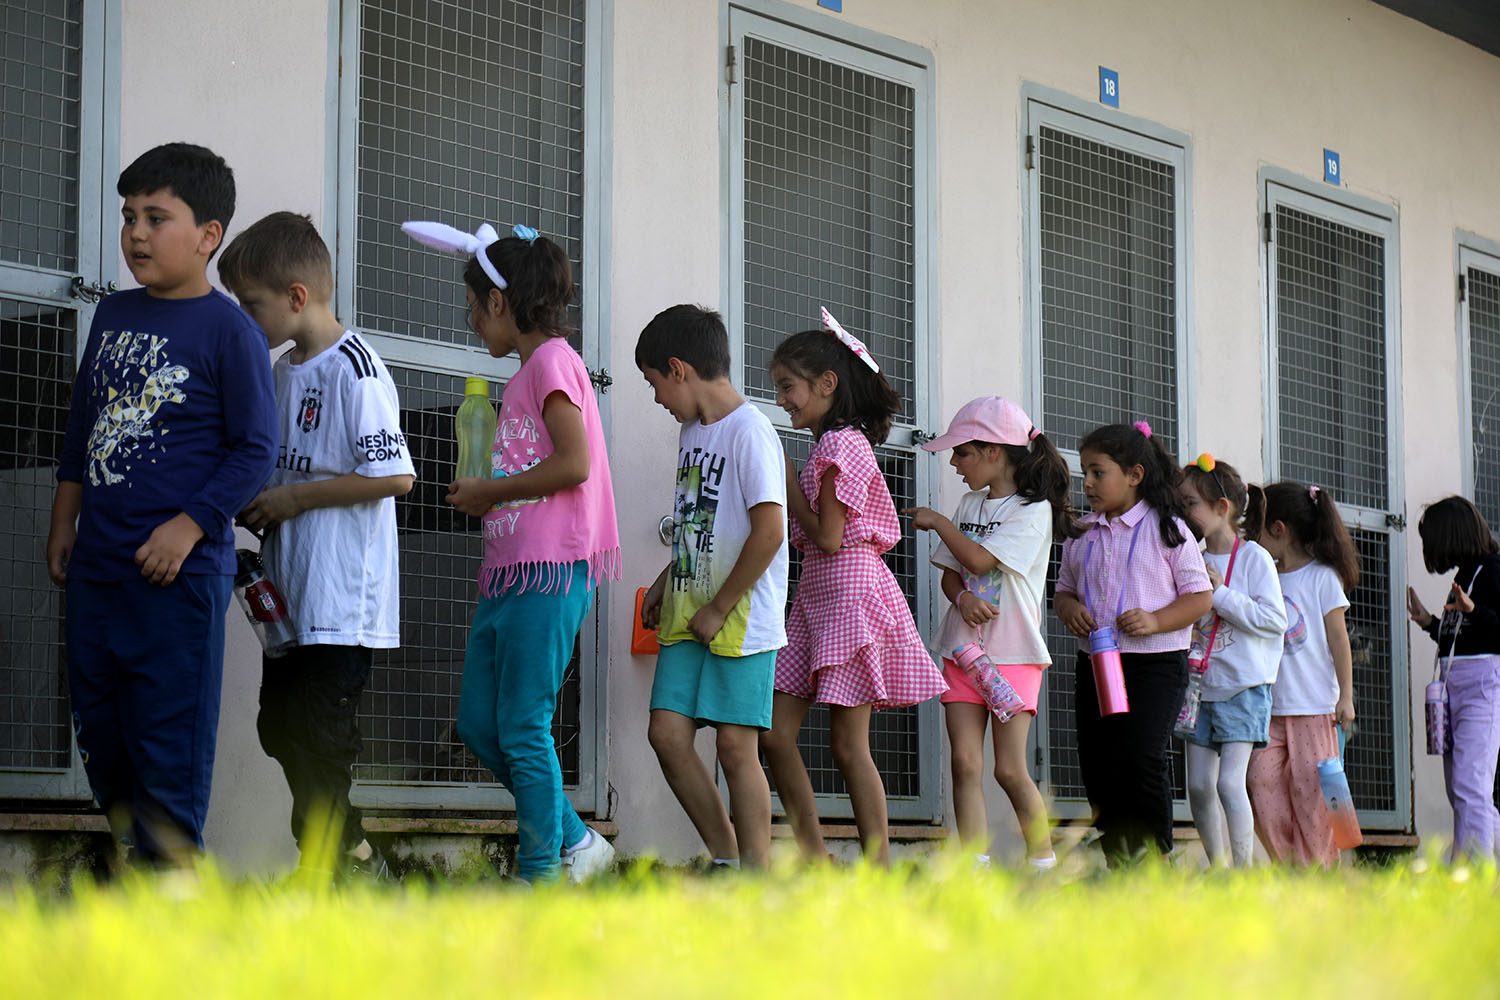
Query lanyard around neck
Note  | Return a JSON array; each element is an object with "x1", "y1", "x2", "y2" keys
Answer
[{"x1": 1082, "y1": 517, "x2": 1145, "y2": 623}]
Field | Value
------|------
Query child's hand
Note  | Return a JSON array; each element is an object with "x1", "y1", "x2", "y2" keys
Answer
[
  {"x1": 240, "y1": 485, "x2": 303, "y2": 532},
  {"x1": 446, "y1": 477, "x2": 493, "y2": 517},
  {"x1": 45, "y1": 523, "x2": 75, "y2": 587},
  {"x1": 688, "y1": 602, "x2": 727, "y2": 645},
  {"x1": 1445, "y1": 584, "x2": 1476, "y2": 616},
  {"x1": 1056, "y1": 595, "x2": 1096, "y2": 639},
  {"x1": 1406, "y1": 586, "x2": 1434, "y2": 628},
  {"x1": 901, "y1": 506, "x2": 947, "y2": 533},
  {"x1": 1206, "y1": 564, "x2": 1224, "y2": 589},
  {"x1": 1116, "y1": 607, "x2": 1160, "y2": 637},
  {"x1": 134, "y1": 512, "x2": 205, "y2": 586},
  {"x1": 957, "y1": 590, "x2": 998, "y2": 627},
  {"x1": 641, "y1": 578, "x2": 665, "y2": 631},
  {"x1": 1335, "y1": 694, "x2": 1356, "y2": 728}
]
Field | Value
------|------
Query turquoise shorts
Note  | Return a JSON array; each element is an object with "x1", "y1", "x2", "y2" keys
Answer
[
  {"x1": 1186, "y1": 683, "x2": 1274, "y2": 749},
  {"x1": 650, "y1": 640, "x2": 777, "y2": 730}
]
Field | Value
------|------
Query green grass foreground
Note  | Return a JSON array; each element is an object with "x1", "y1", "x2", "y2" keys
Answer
[{"x1": 4, "y1": 853, "x2": 1500, "y2": 998}]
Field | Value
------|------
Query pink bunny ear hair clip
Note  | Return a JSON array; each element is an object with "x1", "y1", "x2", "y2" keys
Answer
[
  {"x1": 819, "y1": 307, "x2": 880, "y2": 373},
  {"x1": 401, "y1": 220, "x2": 507, "y2": 290}
]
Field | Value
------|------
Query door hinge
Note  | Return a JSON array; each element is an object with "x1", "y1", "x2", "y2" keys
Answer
[
  {"x1": 725, "y1": 45, "x2": 737, "y2": 86},
  {"x1": 588, "y1": 367, "x2": 613, "y2": 394},
  {"x1": 1386, "y1": 512, "x2": 1407, "y2": 531},
  {"x1": 1025, "y1": 135, "x2": 1035, "y2": 170},
  {"x1": 1263, "y1": 211, "x2": 1273, "y2": 244},
  {"x1": 70, "y1": 276, "x2": 117, "y2": 304},
  {"x1": 1459, "y1": 273, "x2": 1467, "y2": 303},
  {"x1": 911, "y1": 429, "x2": 937, "y2": 446}
]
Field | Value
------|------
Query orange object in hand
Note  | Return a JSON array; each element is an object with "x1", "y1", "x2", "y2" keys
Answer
[{"x1": 632, "y1": 587, "x2": 660, "y2": 656}]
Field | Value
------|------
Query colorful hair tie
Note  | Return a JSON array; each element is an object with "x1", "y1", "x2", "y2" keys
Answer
[
  {"x1": 1134, "y1": 420, "x2": 1153, "y2": 439},
  {"x1": 513, "y1": 224, "x2": 539, "y2": 243},
  {"x1": 819, "y1": 307, "x2": 880, "y2": 373},
  {"x1": 1027, "y1": 426, "x2": 1040, "y2": 442},
  {"x1": 1195, "y1": 452, "x2": 1227, "y2": 499},
  {"x1": 1308, "y1": 485, "x2": 1320, "y2": 502},
  {"x1": 401, "y1": 220, "x2": 507, "y2": 290}
]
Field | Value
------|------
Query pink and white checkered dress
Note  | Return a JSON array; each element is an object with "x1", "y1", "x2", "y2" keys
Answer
[{"x1": 776, "y1": 427, "x2": 946, "y2": 709}]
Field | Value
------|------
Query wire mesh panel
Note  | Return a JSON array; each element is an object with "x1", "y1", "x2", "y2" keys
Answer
[
  {"x1": 1346, "y1": 529, "x2": 1394, "y2": 813},
  {"x1": 0, "y1": 298, "x2": 74, "y2": 770},
  {"x1": 739, "y1": 36, "x2": 917, "y2": 423},
  {"x1": 356, "y1": 365, "x2": 580, "y2": 789},
  {"x1": 1273, "y1": 205, "x2": 1388, "y2": 510},
  {"x1": 0, "y1": 0, "x2": 82, "y2": 273},
  {"x1": 1468, "y1": 266, "x2": 1500, "y2": 531},
  {"x1": 1037, "y1": 125, "x2": 1178, "y2": 456},
  {"x1": 356, "y1": 0, "x2": 586, "y2": 347},
  {"x1": 772, "y1": 430, "x2": 923, "y2": 798}
]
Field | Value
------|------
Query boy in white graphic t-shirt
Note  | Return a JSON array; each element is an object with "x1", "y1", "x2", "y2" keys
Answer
[{"x1": 220, "y1": 213, "x2": 415, "y2": 881}]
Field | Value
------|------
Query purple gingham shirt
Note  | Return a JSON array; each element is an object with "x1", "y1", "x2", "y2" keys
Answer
[{"x1": 1056, "y1": 501, "x2": 1211, "y2": 654}]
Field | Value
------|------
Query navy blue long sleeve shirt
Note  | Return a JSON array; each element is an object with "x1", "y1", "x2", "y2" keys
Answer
[{"x1": 58, "y1": 287, "x2": 278, "y2": 580}]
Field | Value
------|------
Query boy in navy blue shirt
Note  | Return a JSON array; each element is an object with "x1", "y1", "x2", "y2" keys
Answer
[{"x1": 46, "y1": 143, "x2": 277, "y2": 866}]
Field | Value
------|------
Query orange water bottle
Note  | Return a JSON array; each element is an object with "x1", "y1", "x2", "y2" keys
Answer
[{"x1": 1317, "y1": 756, "x2": 1364, "y2": 849}]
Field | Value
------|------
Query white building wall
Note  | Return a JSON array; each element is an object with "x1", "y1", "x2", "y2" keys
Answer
[{"x1": 106, "y1": 0, "x2": 1500, "y2": 870}]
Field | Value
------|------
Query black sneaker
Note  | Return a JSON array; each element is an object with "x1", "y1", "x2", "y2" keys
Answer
[{"x1": 347, "y1": 844, "x2": 394, "y2": 884}]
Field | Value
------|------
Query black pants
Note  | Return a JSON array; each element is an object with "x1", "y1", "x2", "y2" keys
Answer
[
  {"x1": 1074, "y1": 649, "x2": 1188, "y2": 864},
  {"x1": 257, "y1": 645, "x2": 373, "y2": 855}
]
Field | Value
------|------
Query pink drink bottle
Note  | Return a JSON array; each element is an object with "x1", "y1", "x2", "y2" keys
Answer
[
  {"x1": 1317, "y1": 756, "x2": 1364, "y2": 849},
  {"x1": 952, "y1": 642, "x2": 1026, "y2": 723},
  {"x1": 1425, "y1": 679, "x2": 1451, "y2": 756},
  {"x1": 1087, "y1": 626, "x2": 1130, "y2": 715}
]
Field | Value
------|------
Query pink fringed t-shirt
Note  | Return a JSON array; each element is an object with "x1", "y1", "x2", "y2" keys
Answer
[{"x1": 479, "y1": 336, "x2": 620, "y2": 595}]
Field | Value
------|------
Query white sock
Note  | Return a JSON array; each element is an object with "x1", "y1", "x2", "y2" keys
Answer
[
  {"x1": 711, "y1": 857, "x2": 741, "y2": 868},
  {"x1": 974, "y1": 853, "x2": 992, "y2": 868},
  {"x1": 1217, "y1": 742, "x2": 1257, "y2": 867},
  {"x1": 564, "y1": 830, "x2": 593, "y2": 856},
  {"x1": 1029, "y1": 853, "x2": 1057, "y2": 870}
]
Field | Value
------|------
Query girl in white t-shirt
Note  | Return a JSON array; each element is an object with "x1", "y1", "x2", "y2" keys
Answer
[
  {"x1": 1176, "y1": 456, "x2": 1286, "y2": 867},
  {"x1": 1246, "y1": 482, "x2": 1360, "y2": 867},
  {"x1": 906, "y1": 397, "x2": 1081, "y2": 870}
]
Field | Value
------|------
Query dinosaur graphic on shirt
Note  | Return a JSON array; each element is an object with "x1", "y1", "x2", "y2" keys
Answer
[{"x1": 86, "y1": 362, "x2": 190, "y2": 486}]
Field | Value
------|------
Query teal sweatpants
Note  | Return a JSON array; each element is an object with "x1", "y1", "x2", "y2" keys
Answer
[{"x1": 457, "y1": 563, "x2": 592, "y2": 882}]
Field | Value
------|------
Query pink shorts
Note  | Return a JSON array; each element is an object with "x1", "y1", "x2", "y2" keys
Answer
[{"x1": 940, "y1": 658, "x2": 1046, "y2": 714}]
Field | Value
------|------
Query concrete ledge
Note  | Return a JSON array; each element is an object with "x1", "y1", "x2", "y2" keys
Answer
[
  {"x1": 772, "y1": 822, "x2": 948, "y2": 841},
  {"x1": 362, "y1": 815, "x2": 618, "y2": 839},
  {"x1": 0, "y1": 813, "x2": 109, "y2": 833}
]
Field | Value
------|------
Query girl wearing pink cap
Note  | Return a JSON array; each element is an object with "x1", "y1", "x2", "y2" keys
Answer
[{"x1": 906, "y1": 397, "x2": 1080, "y2": 870}]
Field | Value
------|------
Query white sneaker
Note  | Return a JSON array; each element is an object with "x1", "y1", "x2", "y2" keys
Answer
[{"x1": 561, "y1": 829, "x2": 615, "y2": 883}]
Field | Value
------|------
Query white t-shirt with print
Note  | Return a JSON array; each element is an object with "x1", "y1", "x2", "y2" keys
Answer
[
  {"x1": 261, "y1": 331, "x2": 415, "y2": 648},
  {"x1": 1270, "y1": 561, "x2": 1350, "y2": 715},
  {"x1": 658, "y1": 402, "x2": 789, "y2": 657},
  {"x1": 929, "y1": 490, "x2": 1053, "y2": 665},
  {"x1": 1189, "y1": 539, "x2": 1287, "y2": 701}
]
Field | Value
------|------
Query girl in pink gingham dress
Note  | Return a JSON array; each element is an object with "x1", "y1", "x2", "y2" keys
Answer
[{"x1": 759, "y1": 315, "x2": 946, "y2": 866}]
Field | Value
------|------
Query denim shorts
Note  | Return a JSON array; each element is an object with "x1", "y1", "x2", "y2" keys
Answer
[{"x1": 1186, "y1": 682, "x2": 1273, "y2": 749}]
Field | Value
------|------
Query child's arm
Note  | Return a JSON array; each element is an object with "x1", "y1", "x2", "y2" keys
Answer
[
  {"x1": 1054, "y1": 590, "x2": 1096, "y2": 638},
  {"x1": 905, "y1": 507, "x2": 999, "y2": 577},
  {"x1": 640, "y1": 563, "x2": 671, "y2": 630},
  {"x1": 45, "y1": 481, "x2": 82, "y2": 586},
  {"x1": 1117, "y1": 591, "x2": 1214, "y2": 637},
  {"x1": 785, "y1": 459, "x2": 846, "y2": 555},
  {"x1": 241, "y1": 473, "x2": 416, "y2": 532},
  {"x1": 941, "y1": 567, "x2": 996, "y2": 627},
  {"x1": 1325, "y1": 605, "x2": 1356, "y2": 727},
  {"x1": 446, "y1": 390, "x2": 589, "y2": 516},
  {"x1": 688, "y1": 500, "x2": 784, "y2": 644},
  {"x1": 1208, "y1": 554, "x2": 1287, "y2": 637}
]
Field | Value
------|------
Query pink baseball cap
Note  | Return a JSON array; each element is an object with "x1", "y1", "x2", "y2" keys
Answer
[{"x1": 921, "y1": 396, "x2": 1039, "y2": 452}]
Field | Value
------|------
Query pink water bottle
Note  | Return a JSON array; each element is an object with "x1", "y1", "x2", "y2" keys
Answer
[
  {"x1": 235, "y1": 549, "x2": 297, "y2": 658},
  {"x1": 952, "y1": 642, "x2": 1026, "y2": 723},
  {"x1": 1087, "y1": 626, "x2": 1130, "y2": 716},
  {"x1": 1317, "y1": 757, "x2": 1364, "y2": 849},
  {"x1": 1425, "y1": 679, "x2": 1451, "y2": 756}
]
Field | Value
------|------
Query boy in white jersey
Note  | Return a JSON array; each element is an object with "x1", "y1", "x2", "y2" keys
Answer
[{"x1": 219, "y1": 212, "x2": 414, "y2": 880}]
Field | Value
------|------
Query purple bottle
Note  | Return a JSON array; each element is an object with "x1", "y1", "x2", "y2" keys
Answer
[
  {"x1": 1426, "y1": 679, "x2": 1451, "y2": 756},
  {"x1": 1087, "y1": 626, "x2": 1130, "y2": 716},
  {"x1": 952, "y1": 642, "x2": 1026, "y2": 723}
]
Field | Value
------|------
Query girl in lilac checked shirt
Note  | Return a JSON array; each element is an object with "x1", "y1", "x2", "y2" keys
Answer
[
  {"x1": 759, "y1": 311, "x2": 947, "y2": 866},
  {"x1": 1053, "y1": 422, "x2": 1212, "y2": 864}
]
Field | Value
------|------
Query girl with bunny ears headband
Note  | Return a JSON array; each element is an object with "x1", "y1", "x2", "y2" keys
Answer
[{"x1": 403, "y1": 220, "x2": 572, "y2": 337}]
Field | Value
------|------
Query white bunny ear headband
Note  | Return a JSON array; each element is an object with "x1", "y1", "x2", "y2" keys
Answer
[
  {"x1": 819, "y1": 306, "x2": 880, "y2": 373},
  {"x1": 400, "y1": 221, "x2": 542, "y2": 291}
]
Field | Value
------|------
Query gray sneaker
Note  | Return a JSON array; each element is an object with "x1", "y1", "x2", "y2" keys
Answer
[{"x1": 560, "y1": 829, "x2": 615, "y2": 884}]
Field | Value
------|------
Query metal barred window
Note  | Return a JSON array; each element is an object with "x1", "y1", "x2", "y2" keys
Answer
[
  {"x1": 1036, "y1": 125, "x2": 1179, "y2": 456},
  {"x1": 1265, "y1": 176, "x2": 1405, "y2": 829},
  {"x1": 355, "y1": 0, "x2": 586, "y2": 347},
  {"x1": 357, "y1": 367, "x2": 581, "y2": 791},
  {"x1": 1466, "y1": 262, "x2": 1500, "y2": 531}
]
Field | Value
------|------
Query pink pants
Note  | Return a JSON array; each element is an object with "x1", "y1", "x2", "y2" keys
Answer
[{"x1": 1246, "y1": 714, "x2": 1340, "y2": 867}]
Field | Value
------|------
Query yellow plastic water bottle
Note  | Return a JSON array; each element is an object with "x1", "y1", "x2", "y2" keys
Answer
[{"x1": 455, "y1": 377, "x2": 496, "y2": 480}]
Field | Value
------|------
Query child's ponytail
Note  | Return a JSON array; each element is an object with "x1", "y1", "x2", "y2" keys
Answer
[
  {"x1": 1079, "y1": 422, "x2": 1195, "y2": 547},
  {"x1": 1242, "y1": 483, "x2": 1267, "y2": 541},
  {"x1": 463, "y1": 232, "x2": 575, "y2": 336},
  {"x1": 771, "y1": 327, "x2": 902, "y2": 445},
  {"x1": 1263, "y1": 482, "x2": 1360, "y2": 591},
  {"x1": 1006, "y1": 432, "x2": 1083, "y2": 541}
]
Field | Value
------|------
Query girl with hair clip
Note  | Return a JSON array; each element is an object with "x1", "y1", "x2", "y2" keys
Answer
[
  {"x1": 1245, "y1": 482, "x2": 1360, "y2": 867},
  {"x1": 1406, "y1": 496, "x2": 1500, "y2": 861},
  {"x1": 1053, "y1": 422, "x2": 1212, "y2": 864},
  {"x1": 402, "y1": 221, "x2": 619, "y2": 884},
  {"x1": 1176, "y1": 457, "x2": 1286, "y2": 867},
  {"x1": 904, "y1": 397, "x2": 1081, "y2": 871},
  {"x1": 760, "y1": 310, "x2": 947, "y2": 866}
]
